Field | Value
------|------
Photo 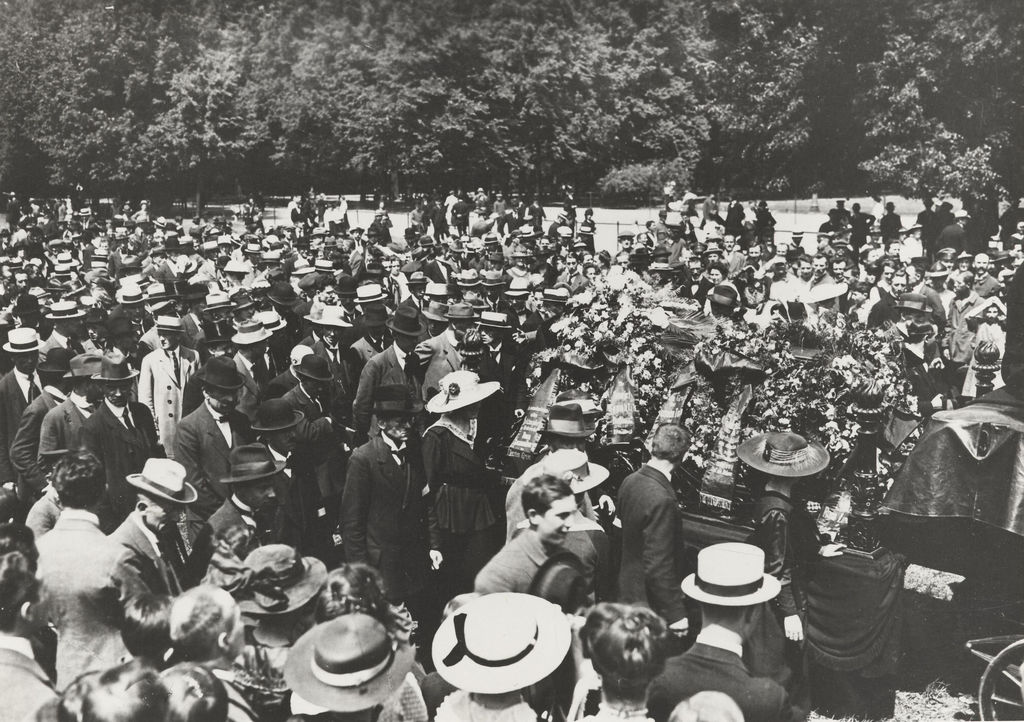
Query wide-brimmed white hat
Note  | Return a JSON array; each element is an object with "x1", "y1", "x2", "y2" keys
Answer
[
  {"x1": 125, "y1": 458, "x2": 197, "y2": 506},
  {"x1": 426, "y1": 370, "x2": 499, "y2": 414},
  {"x1": 681, "y1": 543, "x2": 781, "y2": 607},
  {"x1": 305, "y1": 305, "x2": 352, "y2": 328},
  {"x1": 432, "y1": 593, "x2": 571, "y2": 694},
  {"x1": 232, "y1": 320, "x2": 272, "y2": 346},
  {"x1": 540, "y1": 449, "x2": 609, "y2": 495}
]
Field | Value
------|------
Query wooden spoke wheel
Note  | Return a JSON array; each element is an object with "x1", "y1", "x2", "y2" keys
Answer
[{"x1": 973, "y1": 637, "x2": 1024, "y2": 720}]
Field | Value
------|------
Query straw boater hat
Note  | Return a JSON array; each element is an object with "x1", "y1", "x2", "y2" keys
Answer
[
  {"x1": 155, "y1": 316, "x2": 184, "y2": 334},
  {"x1": 737, "y1": 431, "x2": 829, "y2": 478},
  {"x1": 432, "y1": 593, "x2": 571, "y2": 695},
  {"x1": 681, "y1": 542, "x2": 781, "y2": 607},
  {"x1": 3, "y1": 328, "x2": 40, "y2": 354},
  {"x1": 232, "y1": 320, "x2": 272, "y2": 346},
  {"x1": 426, "y1": 370, "x2": 500, "y2": 414},
  {"x1": 284, "y1": 614, "x2": 416, "y2": 713},
  {"x1": 478, "y1": 310, "x2": 512, "y2": 330},
  {"x1": 540, "y1": 449, "x2": 609, "y2": 495},
  {"x1": 356, "y1": 283, "x2": 387, "y2": 305},
  {"x1": 126, "y1": 458, "x2": 197, "y2": 506},
  {"x1": 44, "y1": 300, "x2": 86, "y2": 321},
  {"x1": 238, "y1": 544, "x2": 327, "y2": 617},
  {"x1": 255, "y1": 310, "x2": 287, "y2": 334}
]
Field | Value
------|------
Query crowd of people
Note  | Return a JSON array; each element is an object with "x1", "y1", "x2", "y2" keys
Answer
[{"x1": 0, "y1": 189, "x2": 1010, "y2": 722}]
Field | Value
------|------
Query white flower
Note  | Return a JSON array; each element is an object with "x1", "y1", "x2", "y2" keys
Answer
[{"x1": 648, "y1": 307, "x2": 670, "y2": 329}]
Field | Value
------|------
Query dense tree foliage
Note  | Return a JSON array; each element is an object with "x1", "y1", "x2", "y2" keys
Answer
[{"x1": 0, "y1": 0, "x2": 1019, "y2": 206}]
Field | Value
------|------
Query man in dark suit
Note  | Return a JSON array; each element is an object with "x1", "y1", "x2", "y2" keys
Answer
[
  {"x1": 0, "y1": 329, "x2": 43, "y2": 495},
  {"x1": 261, "y1": 343, "x2": 310, "y2": 401},
  {"x1": 647, "y1": 543, "x2": 799, "y2": 722},
  {"x1": 476, "y1": 311, "x2": 527, "y2": 446},
  {"x1": 353, "y1": 306, "x2": 426, "y2": 441},
  {"x1": 174, "y1": 356, "x2": 255, "y2": 535},
  {"x1": 81, "y1": 350, "x2": 161, "y2": 528},
  {"x1": 110, "y1": 458, "x2": 199, "y2": 596},
  {"x1": 617, "y1": 423, "x2": 689, "y2": 628},
  {"x1": 342, "y1": 385, "x2": 440, "y2": 611},
  {"x1": 38, "y1": 353, "x2": 102, "y2": 460},
  {"x1": 11, "y1": 348, "x2": 73, "y2": 502},
  {"x1": 206, "y1": 443, "x2": 282, "y2": 554},
  {"x1": 0, "y1": 550, "x2": 57, "y2": 720}
]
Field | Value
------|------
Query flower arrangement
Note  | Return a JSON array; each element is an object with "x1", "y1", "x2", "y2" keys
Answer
[{"x1": 533, "y1": 276, "x2": 914, "y2": 484}]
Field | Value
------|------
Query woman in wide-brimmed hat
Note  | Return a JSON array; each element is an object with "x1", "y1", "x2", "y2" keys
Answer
[
  {"x1": 231, "y1": 543, "x2": 328, "y2": 720},
  {"x1": 422, "y1": 370, "x2": 501, "y2": 599},
  {"x1": 737, "y1": 430, "x2": 832, "y2": 718},
  {"x1": 431, "y1": 592, "x2": 572, "y2": 721}
]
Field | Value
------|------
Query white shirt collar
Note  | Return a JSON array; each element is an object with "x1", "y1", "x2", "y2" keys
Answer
[
  {"x1": 646, "y1": 458, "x2": 675, "y2": 480},
  {"x1": 206, "y1": 401, "x2": 229, "y2": 423},
  {"x1": 69, "y1": 391, "x2": 92, "y2": 416},
  {"x1": 50, "y1": 329, "x2": 67, "y2": 346},
  {"x1": 696, "y1": 625, "x2": 744, "y2": 658},
  {"x1": 231, "y1": 495, "x2": 254, "y2": 514},
  {"x1": 237, "y1": 354, "x2": 253, "y2": 372},
  {"x1": 0, "y1": 634, "x2": 34, "y2": 661},
  {"x1": 267, "y1": 446, "x2": 287, "y2": 463},
  {"x1": 130, "y1": 512, "x2": 162, "y2": 557},
  {"x1": 392, "y1": 343, "x2": 408, "y2": 365},
  {"x1": 43, "y1": 385, "x2": 67, "y2": 402},
  {"x1": 380, "y1": 433, "x2": 405, "y2": 454},
  {"x1": 59, "y1": 508, "x2": 100, "y2": 526}
]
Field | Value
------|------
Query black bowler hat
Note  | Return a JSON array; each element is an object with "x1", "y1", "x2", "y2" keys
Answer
[
  {"x1": 202, "y1": 356, "x2": 244, "y2": 390},
  {"x1": 373, "y1": 384, "x2": 424, "y2": 417}
]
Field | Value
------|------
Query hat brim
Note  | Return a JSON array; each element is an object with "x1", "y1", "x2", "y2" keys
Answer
[
  {"x1": 356, "y1": 294, "x2": 388, "y2": 304},
  {"x1": 93, "y1": 370, "x2": 141, "y2": 382},
  {"x1": 568, "y1": 463, "x2": 609, "y2": 494},
  {"x1": 478, "y1": 321, "x2": 512, "y2": 330},
  {"x1": 44, "y1": 311, "x2": 87, "y2": 321},
  {"x1": 305, "y1": 315, "x2": 353, "y2": 328},
  {"x1": 251, "y1": 410, "x2": 305, "y2": 433},
  {"x1": 542, "y1": 424, "x2": 593, "y2": 439},
  {"x1": 125, "y1": 475, "x2": 198, "y2": 506},
  {"x1": 387, "y1": 320, "x2": 427, "y2": 337},
  {"x1": 297, "y1": 369, "x2": 333, "y2": 383},
  {"x1": 221, "y1": 459, "x2": 288, "y2": 484},
  {"x1": 681, "y1": 572, "x2": 781, "y2": 607},
  {"x1": 232, "y1": 330, "x2": 273, "y2": 345},
  {"x1": 425, "y1": 381, "x2": 500, "y2": 414},
  {"x1": 420, "y1": 310, "x2": 447, "y2": 323},
  {"x1": 736, "y1": 436, "x2": 830, "y2": 478},
  {"x1": 239, "y1": 557, "x2": 328, "y2": 617},
  {"x1": 285, "y1": 633, "x2": 415, "y2": 713},
  {"x1": 431, "y1": 594, "x2": 571, "y2": 695},
  {"x1": 3, "y1": 342, "x2": 41, "y2": 354}
]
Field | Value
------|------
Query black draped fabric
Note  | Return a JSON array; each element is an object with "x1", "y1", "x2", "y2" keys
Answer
[
  {"x1": 804, "y1": 549, "x2": 905, "y2": 673},
  {"x1": 883, "y1": 400, "x2": 1024, "y2": 538}
]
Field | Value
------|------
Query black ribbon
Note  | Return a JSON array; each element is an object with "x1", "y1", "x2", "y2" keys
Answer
[
  {"x1": 442, "y1": 613, "x2": 537, "y2": 668},
  {"x1": 695, "y1": 576, "x2": 764, "y2": 598}
]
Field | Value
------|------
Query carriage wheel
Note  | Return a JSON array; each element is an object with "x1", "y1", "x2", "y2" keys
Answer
[{"x1": 979, "y1": 638, "x2": 1024, "y2": 720}]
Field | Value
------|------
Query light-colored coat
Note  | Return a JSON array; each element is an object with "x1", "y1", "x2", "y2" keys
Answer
[
  {"x1": 0, "y1": 647, "x2": 57, "y2": 721},
  {"x1": 36, "y1": 513, "x2": 141, "y2": 689},
  {"x1": 139, "y1": 346, "x2": 198, "y2": 456},
  {"x1": 415, "y1": 330, "x2": 463, "y2": 401},
  {"x1": 38, "y1": 398, "x2": 89, "y2": 459}
]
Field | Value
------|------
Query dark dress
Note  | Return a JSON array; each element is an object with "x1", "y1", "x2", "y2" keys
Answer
[
  {"x1": 746, "y1": 489, "x2": 819, "y2": 720},
  {"x1": 422, "y1": 420, "x2": 502, "y2": 598}
]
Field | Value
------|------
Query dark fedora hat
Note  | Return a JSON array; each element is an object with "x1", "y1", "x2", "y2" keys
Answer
[
  {"x1": 239, "y1": 544, "x2": 327, "y2": 617},
  {"x1": 93, "y1": 350, "x2": 139, "y2": 382},
  {"x1": 387, "y1": 305, "x2": 427, "y2": 337},
  {"x1": 252, "y1": 398, "x2": 305, "y2": 433},
  {"x1": 201, "y1": 356, "x2": 245, "y2": 390},
  {"x1": 373, "y1": 384, "x2": 424, "y2": 417},
  {"x1": 267, "y1": 281, "x2": 302, "y2": 307},
  {"x1": 361, "y1": 305, "x2": 388, "y2": 328},
  {"x1": 222, "y1": 443, "x2": 286, "y2": 485},
  {"x1": 295, "y1": 354, "x2": 333, "y2": 383},
  {"x1": 895, "y1": 293, "x2": 928, "y2": 314},
  {"x1": 38, "y1": 347, "x2": 75, "y2": 376},
  {"x1": 543, "y1": 403, "x2": 592, "y2": 439},
  {"x1": 528, "y1": 551, "x2": 589, "y2": 614}
]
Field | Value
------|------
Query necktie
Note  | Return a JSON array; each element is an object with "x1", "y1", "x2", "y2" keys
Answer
[
  {"x1": 253, "y1": 354, "x2": 269, "y2": 387},
  {"x1": 170, "y1": 351, "x2": 180, "y2": 384},
  {"x1": 123, "y1": 410, "x2": 135, "y2": 431},
  {"x1": 26, "y1": 379, "x2": 39, "y2": 403}
]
